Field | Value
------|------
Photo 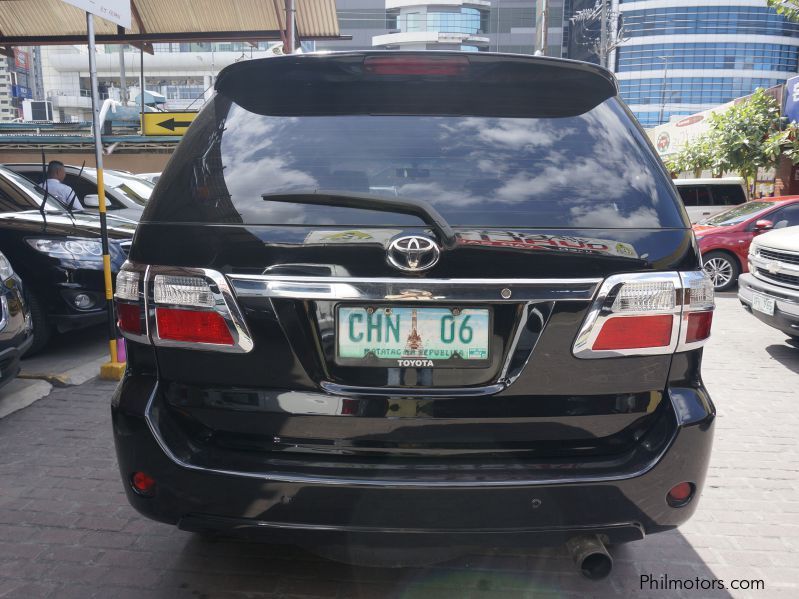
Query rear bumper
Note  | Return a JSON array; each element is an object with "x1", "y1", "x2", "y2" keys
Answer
[
  {"x1": 738, "y1": 273, "x2": 799, "y2": 338},
  {"x1": 112, "y1": 376, "x2": 715, "y2": 548}
]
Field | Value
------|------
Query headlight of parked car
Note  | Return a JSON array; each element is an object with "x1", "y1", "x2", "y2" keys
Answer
[
  {"x1": 26, "y1": 238, "x2": 103, "y2": 258},
  {"x1": 0, "y1": 251, "x2": 14, "y2": 280}
]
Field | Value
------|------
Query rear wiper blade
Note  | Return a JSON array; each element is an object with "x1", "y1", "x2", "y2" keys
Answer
[{"x1": 261, "y1": 190, "x2": 456, "y2": 248}]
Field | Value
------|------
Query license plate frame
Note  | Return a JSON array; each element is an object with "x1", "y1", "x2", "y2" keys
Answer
[
  {"x1": 334, "y1": 304, "x2": 493, "y2": 368},
  {"x1": 752, "y1": 292, "x2": 776, "y2": 316}
]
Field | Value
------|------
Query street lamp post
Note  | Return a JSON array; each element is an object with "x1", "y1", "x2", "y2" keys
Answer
[{"x1": 658, "y1": 55, "x2": 671, "y2": 125}]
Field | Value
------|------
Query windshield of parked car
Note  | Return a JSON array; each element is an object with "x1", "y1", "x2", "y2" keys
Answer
[
  {"x1": 101, "y1": 171, "x2": 153, "y2": 207},
  {"x1": 703, "y1": 201, "x2": 774, "y2": 226},
  {"x1": 150, "y1": 96, "x2": 685, "y2": 228},
  {"x1": 0, "y1": 167, "x2": 70, "y2": 213}
]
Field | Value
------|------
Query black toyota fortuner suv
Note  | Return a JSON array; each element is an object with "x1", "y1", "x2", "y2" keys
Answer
[{"x1": 112, "y1": 52, "x2": 715, "y2": 579}]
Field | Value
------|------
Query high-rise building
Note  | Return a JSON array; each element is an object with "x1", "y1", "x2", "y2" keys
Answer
[
  {"x1": 613, "y1": 0, "x2": 799, "y2": 127},
  {"x1": 0, "y1": 48, "x2": 35, "y2": 121},
  {"x1": 316, "y1": 1, "x2": 561, "y2": 57}
]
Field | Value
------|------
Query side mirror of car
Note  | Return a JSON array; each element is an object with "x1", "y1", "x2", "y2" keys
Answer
[
  {"x1": 753, "y1": 219, "x2": 773, "y2": 233},
  {"x1": 82, "y1": 194, "x2": 110, "y2": 208}
]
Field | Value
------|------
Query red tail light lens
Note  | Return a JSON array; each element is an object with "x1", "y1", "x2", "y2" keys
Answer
[
  {"x1": 156, "y1": 308, "x2": 234, "y2": 345},
  {"x1": 116, "y1": 302, "x2": 142, "y2": 335},
  {"x1": 685, "y1": 311, "x2": 713, "y2": 343},
  {"x1": 364, "y1": 55, "x2": 470, "y2": 76},
  {"x1": 592, "y1": 315, "x2": 674, "y2": 351}
]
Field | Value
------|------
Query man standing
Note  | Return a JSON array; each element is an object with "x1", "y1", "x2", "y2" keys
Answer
[{"x1": 45, "y1": 161, "x2": 82, "y2": 208}]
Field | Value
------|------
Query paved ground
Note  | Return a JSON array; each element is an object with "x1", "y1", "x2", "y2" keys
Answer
[
  {"x1": 0, "y1": 326, "x2": 106, "y2": 420},
  {"x1": 0, "y1": 294, "x2": 797, "y2": 598}
]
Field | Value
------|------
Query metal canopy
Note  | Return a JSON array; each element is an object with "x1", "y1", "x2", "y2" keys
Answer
[{"x1": 0, "y1": 0, "x2": 345, "y2": 47}]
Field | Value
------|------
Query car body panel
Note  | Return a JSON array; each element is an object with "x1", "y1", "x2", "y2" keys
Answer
[
  {"x1": 113, "y1": 51, "x2": 714, "y2": 554},
  {"x1": 0, "y1": 270, "x2": 33, "y2": 388},
  {"x1": 674, "y1": 177, "x2": 747, "y2": 223},
  {"x1": 0, "y1": 167, "x2": 133, "y2": 333},
  {"x1": 694, "y1": 197, "x2": 799, "y2": 275},
  {"x1": 738, "y1": 224, "x2": 799, "y2": 339}
]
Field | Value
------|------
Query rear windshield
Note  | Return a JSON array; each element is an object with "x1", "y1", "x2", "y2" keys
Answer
[{"x1": 147, "y1": 95, "x2": 685, "y2": 228}]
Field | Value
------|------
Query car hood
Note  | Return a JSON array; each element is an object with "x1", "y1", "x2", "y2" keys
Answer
[
  {"x1": 0, "y1": 210, "x2": 135, "y2": 239},
  {"x1": 752, "y1": 225, "x2": 799, "y2": 251}
]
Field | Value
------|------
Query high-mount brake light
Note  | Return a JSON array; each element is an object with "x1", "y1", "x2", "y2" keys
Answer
[
  {"x1": 574, "y1": 271, "x2": 714, "y2": 358},
  {"x1": 114, "y1": 263, "x2": 253, "y2": 353},
  {"x1": 363, "y1": 55, "x2": 470, "y2": 76}
]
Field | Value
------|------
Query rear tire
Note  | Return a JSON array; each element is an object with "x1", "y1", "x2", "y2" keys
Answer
[
  {"x1": 23, "y1": 291, "x2": 51, "y2": 357},
  {"x1": 702, "y1": 251, "x2": 740, "y2": 291}
]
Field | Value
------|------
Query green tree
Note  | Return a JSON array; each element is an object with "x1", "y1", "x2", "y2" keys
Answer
[
  {"x1": 766, "y1": 0, "x2": 799, "y2": 22},
  {"x1": 665, "y1": 88, "x2": 799, "y2": 196}
]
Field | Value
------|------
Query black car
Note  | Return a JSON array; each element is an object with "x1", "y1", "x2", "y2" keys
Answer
[
  {"x1": 0, "y1": 166, "x2": 134, "y2": 354},
  {"x1": 112, "y1": 52, "x2": 716, "y2": 579},
  {"x1": 0, "y1": 251, "x2": 33, "y2": 389}
]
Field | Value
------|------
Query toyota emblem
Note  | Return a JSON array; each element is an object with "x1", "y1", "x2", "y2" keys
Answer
[{"x1": 387, "y1": 236, "x2": 440, "y2": 272}]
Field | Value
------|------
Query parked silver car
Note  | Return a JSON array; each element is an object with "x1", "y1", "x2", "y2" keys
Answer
[{"x1": 3, "y1": 163, "x2": 153, "y2": 222}]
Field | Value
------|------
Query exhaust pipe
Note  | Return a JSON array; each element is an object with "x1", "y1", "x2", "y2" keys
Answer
[{"x1": 566, "y1": 535, "x2": 613, "y2": 580}]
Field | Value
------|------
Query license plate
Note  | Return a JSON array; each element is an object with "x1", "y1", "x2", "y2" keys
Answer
[
  {"x1": 336, "y1": 306, "x2": 491, "y2": 368},
  {"x1": 752, "y1": 292, "x2": 775, "y2": 316}
]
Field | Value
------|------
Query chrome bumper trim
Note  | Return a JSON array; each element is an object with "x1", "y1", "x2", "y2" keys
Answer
[{"x1": 228, "y1": 275, "x2": 601, "y2": 303}]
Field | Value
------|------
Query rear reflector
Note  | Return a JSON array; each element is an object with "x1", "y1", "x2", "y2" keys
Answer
[
  {"x1": 592, "y1": 315, "x2": 673, "y2": 351},
  {"x1": 117, "y1": 302, "x2": 142, "y2": 335},
  {"x1": 131, "y1": 471, "x2": 156, "y2": 495},
  {"x1": 363, "y1": 55, "x2": 470, "y2": 76},
  {"x1": 156, "y1": 307, "x2": 234, "y2": 345},
  {"x1": 685, "y1": 311, "x2": 713, "y2": 343},
  {"x1": 667, "y1": 482, "x2": 694, "y2": 507}
]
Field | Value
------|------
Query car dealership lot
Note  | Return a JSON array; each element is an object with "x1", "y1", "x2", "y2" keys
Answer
[{"x1": 0, "y1": 293, "x2": 797, "y2": 598}]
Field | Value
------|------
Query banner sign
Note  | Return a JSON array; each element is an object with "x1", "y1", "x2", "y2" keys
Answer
[
  {"x1": 14, "y1": 50, "x2": 29, "y2": 70},
  {"x1": 784, "y1": 76, "x2": 799, "y2": 124},
  {"x1": 60, "y1": 0, "x2": 131, "y2": 28}
]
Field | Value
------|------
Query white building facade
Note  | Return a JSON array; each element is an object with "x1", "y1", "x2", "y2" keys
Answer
[
  {"x1": 372, "y1": 1, "x2": 492, "y2": 51},
  {"x1": 38, "y1": 42, "x2": 286, "y2": 122}
]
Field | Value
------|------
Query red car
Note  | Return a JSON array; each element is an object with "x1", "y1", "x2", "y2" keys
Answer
[{"x1": 693, "y1": 196, "x2": 799, "y2": 290}]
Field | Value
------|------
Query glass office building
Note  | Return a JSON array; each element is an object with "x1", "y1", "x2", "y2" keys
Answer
[
  {"x1": 614, "y1": 0, "x2": 799, "y2": 127},
  {"x1": 317, "y1": 1, "x2": 566, "y2": 57}
]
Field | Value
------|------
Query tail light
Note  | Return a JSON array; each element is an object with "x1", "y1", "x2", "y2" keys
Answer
[
  {"x1": 363, "y1": 55, "x2": 470, "y2": 76},
  {"x1": 574, "y1": 271, "x2": 714, "y2": 358},
  {"x1": 114, "y1": 264, "x2": 253, "y2": 353}
]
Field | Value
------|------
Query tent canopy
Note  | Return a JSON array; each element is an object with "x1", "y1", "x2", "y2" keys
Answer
[{"x1": 0, "y1": 0, "x2": 344, "y2": 48}]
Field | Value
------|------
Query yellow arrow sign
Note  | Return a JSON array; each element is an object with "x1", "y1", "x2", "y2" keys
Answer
[{"x1": 142, "y1": 111, "x2": 198, "y2": 136}]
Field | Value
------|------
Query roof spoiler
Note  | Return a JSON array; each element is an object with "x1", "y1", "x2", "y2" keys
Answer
[{"x1": 215, "y1": 51, "x2": 618, "y2": 119}]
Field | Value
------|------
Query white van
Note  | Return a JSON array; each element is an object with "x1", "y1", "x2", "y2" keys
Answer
[{"x1": 673, "y1": 178, "x2": 748, "y2": 223}]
